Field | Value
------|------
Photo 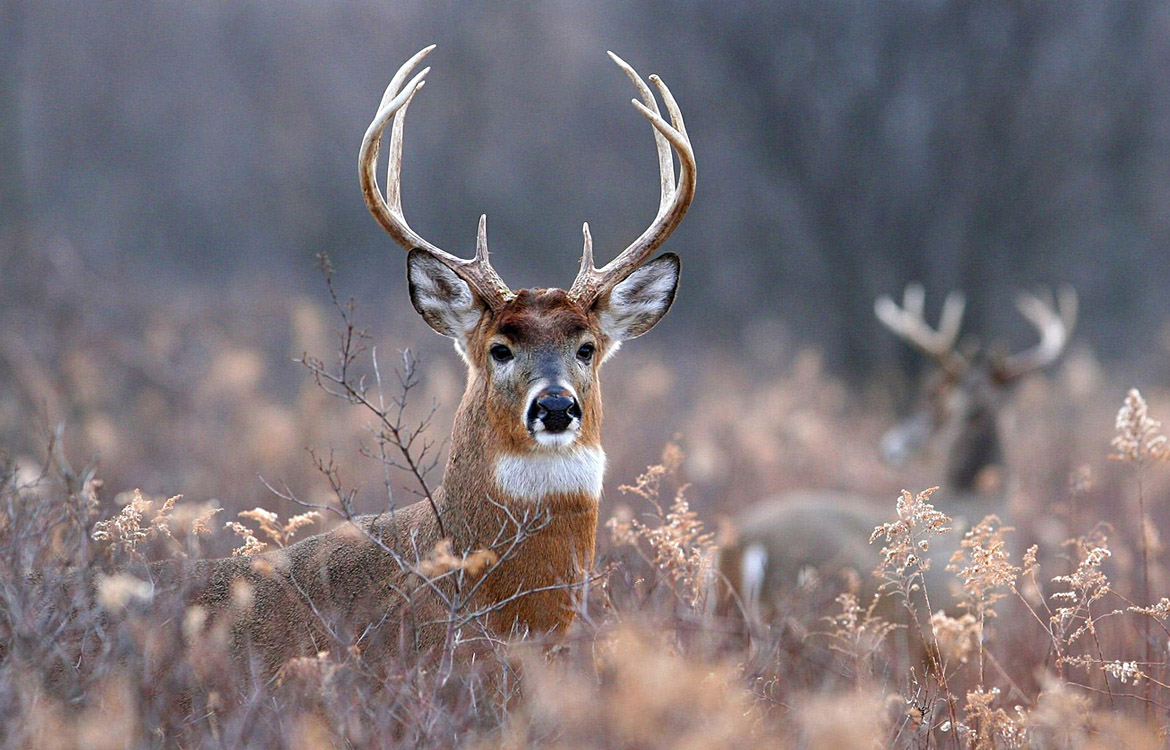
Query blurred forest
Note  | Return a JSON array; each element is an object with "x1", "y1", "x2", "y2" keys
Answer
[
  {"x1": 2, "y1": 0, "x2": 1170, "y2": 509},
  {"x1": 5, "y1": 1, "x2": 1170, "y2": 363}
]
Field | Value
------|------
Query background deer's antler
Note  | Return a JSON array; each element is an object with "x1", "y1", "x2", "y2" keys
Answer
[
  {"x1": 993, "y1": 286, "x2": 1077, "y2": 382},
  {"x1": 875, "y1": 282, "x2": 968, "y2": 376}
]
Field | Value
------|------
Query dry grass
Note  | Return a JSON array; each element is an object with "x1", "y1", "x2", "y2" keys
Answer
[{"x1": 1, "y1": 282, "x2": 1169, "y2": 747}]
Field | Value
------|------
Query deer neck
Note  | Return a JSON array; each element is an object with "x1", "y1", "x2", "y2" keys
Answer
[
  {"x1": 944, "y1": 402, "x2": 1004, "y2": 494},
  {"x1": 438, "y1": 369, "x2": 604, "y2": 551},
  {"x1": 937, "y1": 401, "x2": 1014, "y2": 533}
]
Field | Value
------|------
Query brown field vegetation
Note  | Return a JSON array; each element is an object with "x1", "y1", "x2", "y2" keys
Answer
[{"x1": 2, "y1": 273, "x2": 1169, "y2": 748}]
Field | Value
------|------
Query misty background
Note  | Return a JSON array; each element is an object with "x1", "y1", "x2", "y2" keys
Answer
[
  {"x1": 4, "y1": 1, "x2": 1169, "y2": 371},
  {"x1": 4, "y1": 2, "x2": 1165, "y2": 369}
]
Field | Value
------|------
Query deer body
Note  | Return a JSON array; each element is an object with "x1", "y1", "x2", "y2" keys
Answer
[
  {"x1": 167, "y1": 474, "x2": 597, "y2": 678},
  {"x1": 142, "y1": 47, "x2": 696, "y2": 680},
  {"x1": 719, "y1": 455, "x2": 1008, "y2": 623},
  {"x1": 718, "y1": 286, "x2": 1076, "y2": 623}
]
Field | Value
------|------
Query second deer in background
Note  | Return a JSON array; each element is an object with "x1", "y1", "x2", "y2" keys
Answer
[{"x1": 717, "y1": 283, "x2": 1077, "y2": 624}]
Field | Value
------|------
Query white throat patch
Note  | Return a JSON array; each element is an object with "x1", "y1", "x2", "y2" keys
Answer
[{"x1": 493, "y1": 447, "x2": 606, "y2": 502}]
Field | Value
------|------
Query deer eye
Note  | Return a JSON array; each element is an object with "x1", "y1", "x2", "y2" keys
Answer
[
  {"x1": 490, "y1": 344, "x2": 513, "y2": 363},
  {"x1": 576, "y1": 343, "x2": 595, "y2": 363}
]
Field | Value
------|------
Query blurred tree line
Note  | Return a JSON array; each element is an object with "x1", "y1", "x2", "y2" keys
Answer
[{"x1": 2, "y1": 0, "x2": 1169, "y2": 378}]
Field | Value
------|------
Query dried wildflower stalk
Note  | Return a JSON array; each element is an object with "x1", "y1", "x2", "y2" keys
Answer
[
  {"x1": 820, "y1": 592, "x2": 898, "y2": 683},
  {"x1": 869, "y1": 487, "x2": 952, "y2": 622},
  {"x1": 1109, "y1": 388, "x2": 1168, "y2": 714},
  {"x1": 1009, "y1": 526, "x2": 1170, "y2": 710},
  {"x1": 957, "y1": 686, "x2": 1024, "y2": 750},
  {"x1": 607, "y1": 444, "x2": 714, "y2": 609},
  {"x1": 149, "y1": 494, "x2": 178, "y2": 540},
  {"x1": 91, "y1": 491, "x2": 151, "y2": 553},
  {"x1": 947, "y1": 515, "x2": 1020, "y2": 683},
  {"x1": 1050, "y1": 531, "x2": 1113, "y2": 648},
  {"x1": 225, "y1": 507, "x2": 321, "y2": 556},
  {"x1": 870, "y1": 487, "x2": 960, "y2": 729},
  {"x1": 225, "y1": 520, "x2": 268, "y2": 556},
  {"x1": 1101, "y1": 659, "x2": 1144, "y2": 685},
  {"x1": 949, "y1": 515, "x2": 1019, "y2": 612},
  {"x1": 1110, "y1": 388, "x2": 1169, "y2": 464},
  {"x1": 417, "y1": 538, "x2": 499, "y2": 580},
  {"x1": 92, "y1": 489, "x2": 184, "y2": 556},
  {"x1": 1128, "y1": 597, "x2": 1170, "y2": 620},
  {"x1": 190, "y1": 505, "x2": 224, "y2": 536},
  {"x1": 1045, "y1": 529, "x2": 1128, "y2": 706},
  {"x1": 930, "y1": 611, "x2": 980, "y2": 667},
  {"x1": 871, "y1": 487, "x2": 952, "y2": 580},
  {"x1": 237, "y1": 507, "x2": 322, "y2": 548}
]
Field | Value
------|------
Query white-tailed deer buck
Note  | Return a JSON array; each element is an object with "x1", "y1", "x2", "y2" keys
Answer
[
  {"x1": 717, "y1": 284, "x2": 1076, "y2": 624},
  {"x1": 153, "y1": 46, "x2": 695, "y2": 679}
]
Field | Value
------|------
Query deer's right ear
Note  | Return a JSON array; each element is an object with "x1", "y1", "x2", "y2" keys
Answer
[{"x1": 407, "y1": 249, "x2": 487, "y2": 342}]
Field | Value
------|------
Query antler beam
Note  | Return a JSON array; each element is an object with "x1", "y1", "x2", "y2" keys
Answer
[
  {"x1": 568, "y1": 53, "x2": 697, "y2": 305},
  {"x1": 875, "y1": 283, "x2": 968, "y2": 375},
  {"x1": 994, "y1": 287, "x2": 1077, "y2": 381},
  {"x1": 359, "y1": 46, "x2": 514, "y2": 310}
]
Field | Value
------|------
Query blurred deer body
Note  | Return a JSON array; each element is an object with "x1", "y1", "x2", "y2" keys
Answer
[
  {"x1": 718, "y1": 284, "x2": 1076, "y2": 622},
  {"x1": 155, "y1": 46, "x2": 696, "y2": 679}
]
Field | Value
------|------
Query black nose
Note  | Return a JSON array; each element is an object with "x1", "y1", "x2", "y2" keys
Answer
[{"x1": 530, "y1": 392, "x2": 582, "y2": 433}]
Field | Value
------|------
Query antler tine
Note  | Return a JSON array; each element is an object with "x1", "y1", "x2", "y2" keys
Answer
[
  {"x1": 568, "y1": 53, "x2": 696, "y2": 304},
  {"x1": 360, "y1": 47, "x2": 434, "y2": 249},
  {"x1": 359, "y1": 46, "x2": 513, "y2": 309},
  {"x1": 612, "y1": 54, "x2": 675, "y2": 213},
  {"x1": 937, "y1": 289, "x2": 967, "y2": 347},
  {"x1": 875, "y1": 283, "x2": 968, "y2": 375},
  {"x1": 579, "y1": 222, "x2": 594, "y2": 277},
  {"x1": 995, "y1": 286, "x2": 1077, "y2": 381},
  {"x1": 902, "y1": 282, "x2": 925, "y2": 319}
]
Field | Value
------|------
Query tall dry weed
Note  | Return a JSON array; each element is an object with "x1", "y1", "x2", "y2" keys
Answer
[
  {"x1": 488, "y1": 625, "x2": 777, "y2": 750},
  {"x1": 607, "y1": 443, "x2": 716, "y2": 610}
]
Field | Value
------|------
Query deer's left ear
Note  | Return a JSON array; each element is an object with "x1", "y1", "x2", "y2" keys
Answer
[{"x1": 595, "y1": 253, "x2": 680, "y2": 341}]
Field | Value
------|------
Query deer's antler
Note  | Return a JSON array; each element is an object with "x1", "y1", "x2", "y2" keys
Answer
[
  {"x1": 993, "y1": 287, "x2": 1077, "y2": 381},
  {"x1": 359, "y1": 46, "x2": 514, "y2": 310},
  {"x1": 568, "y1": 52, "x2": 697, "y2": 305},
  {"x1": 875, "y1": 283, "x2": 968, "y2": 376}
]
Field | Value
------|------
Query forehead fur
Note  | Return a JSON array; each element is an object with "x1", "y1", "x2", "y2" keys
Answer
[{"x1": 491, "y1": 288, "x2": 595, "y2": 344}]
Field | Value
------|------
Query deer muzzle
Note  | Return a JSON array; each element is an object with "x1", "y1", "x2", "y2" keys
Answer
[
  {"x1": 527, "y1": 388, "x2": 582, "y2": 439},
  {"x1": 880, "y1": 410, "x2": 934, "y2": 465}
]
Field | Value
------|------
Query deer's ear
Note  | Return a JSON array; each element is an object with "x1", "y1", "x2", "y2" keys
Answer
[
  {"x1": 407, "y1": 249, "x2": 487, "y2": 342},
  {"x1": 595, "y1": 253, "x2": 680, "y2": 342}
]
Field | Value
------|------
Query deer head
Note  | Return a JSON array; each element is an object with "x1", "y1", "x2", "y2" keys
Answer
[
  {"x1": 875, "y1": 283, "x2": 1077, "y2": 489},
  {"x1": 359, "y1": 46, "x2": 695, "y2": 505}
]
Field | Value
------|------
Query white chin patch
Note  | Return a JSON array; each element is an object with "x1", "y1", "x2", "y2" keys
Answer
[
  {"x1": 529, "y1": 413, "x2": 581, "y2": 447},
  {"x1": 493, "y1": 447, "x2": 606, "y2": 501},
  {"x1": 533, "y1": 429, "x2": 579, "y2": 448}
]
